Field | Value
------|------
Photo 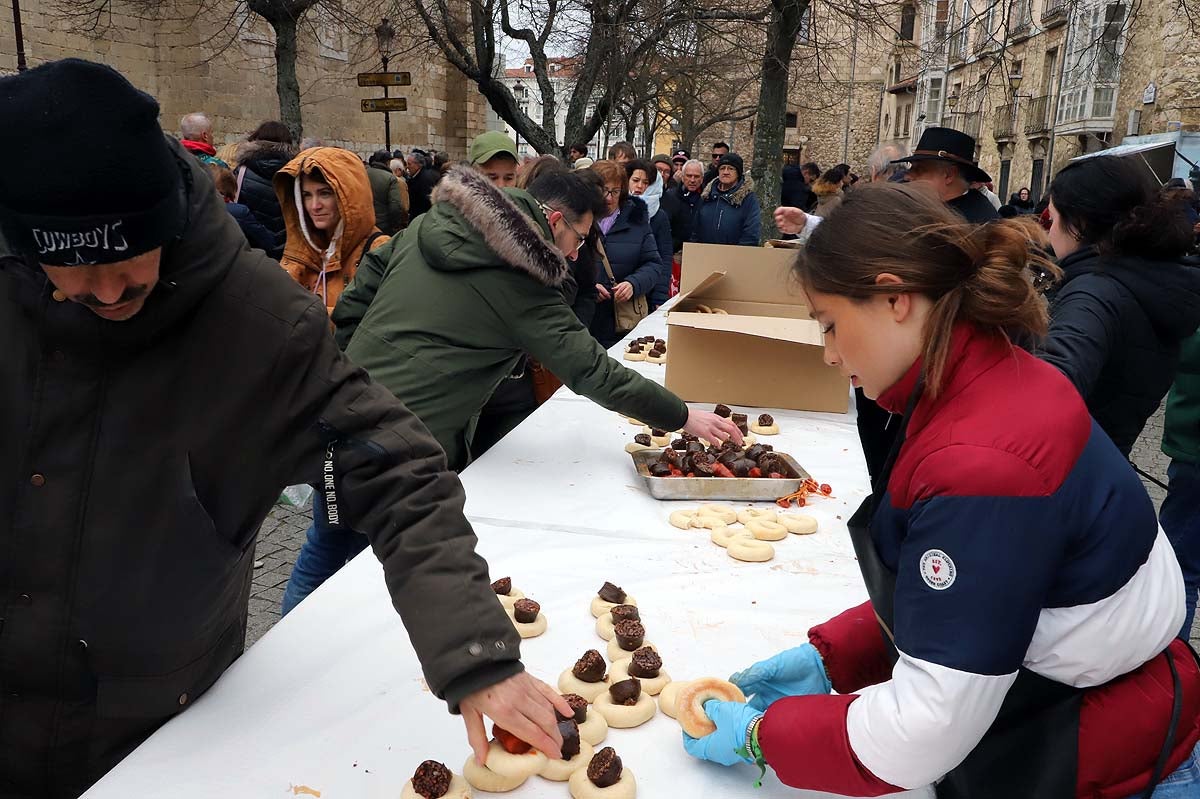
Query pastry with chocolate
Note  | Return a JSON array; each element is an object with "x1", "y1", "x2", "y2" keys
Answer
[
  {"x1": 558, "y1": 693, "x2": 589, "y2": 724},
  {"x1": 539, "y1": 718, "x2": 596, "y2": 782},
  {"x1": 507, "y1": 597, "x2": 547, "y2": 639},
  {"x1": 622, "y1": 342, "x2": 646, "y2": 362},
  {"x1": 491, "y1": 576, "x2": 524, "y2": 609},
  {"x1": 401, "y1": 760, "x2": 473, "y2": 799},
  {"x1": 592, "y1": 677, "x2": 656, "y2": 728},
  {"x1": 596, "y1": 603, "x2": 640, "y2": 641},
  {"x1": 750, "y1": 412, "x2": 780, "y2": 435},
  {"x1": 590, "y1": 582, "x2": 636, "y2": 618},
  {"x1": 610, "y1": 646, "x2": 672, "y2": 695},
  {"x1": 607, "y1": 622, "x2": 653, "y2": 662},
  {"x1": 559, "y1": 649, "x2": 610, "y2": 701}
]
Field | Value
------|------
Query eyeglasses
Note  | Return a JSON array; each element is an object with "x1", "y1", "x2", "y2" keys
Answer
[
  {"x1": 601, "y1": 188, "x2": 621, "y2": 198},
  {"x1": 540, "y1": 203, "x2": 589, "y2": 253}
]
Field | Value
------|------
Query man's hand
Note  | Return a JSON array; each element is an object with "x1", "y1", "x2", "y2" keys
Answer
[
  {"x1": 774, "y1": 206, "x2": 808, "y2": 235},
  {"x1": 613, "y1": 281, "x2": 635, "y2": 302},
  {"x1": 683, "y1": 409, "x2": 744, "y2": 446},
  {"x1": 460, "y1": 672, "x2": 574, "y2": 765},
  {"x1": 595, "y1": 283, "x2": 612, "y2": 301}
]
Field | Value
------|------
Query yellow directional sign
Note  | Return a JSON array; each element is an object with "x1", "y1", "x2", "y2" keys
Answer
[
  {"x1": 361, "y1": 98, "x2": 408, "y2": 113},
  {"x1": 357, "y1": 72, "x2": 412, "y2": 87}
]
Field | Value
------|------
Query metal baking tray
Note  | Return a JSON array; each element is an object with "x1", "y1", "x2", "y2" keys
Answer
[{"x1": 630, "y1": 449, "x2": 811, "y2": 501}]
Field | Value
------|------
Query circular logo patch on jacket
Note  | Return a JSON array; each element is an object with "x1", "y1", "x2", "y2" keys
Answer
[{"x1": 919, "y1": 549, "x2": 956, "y2": 590}]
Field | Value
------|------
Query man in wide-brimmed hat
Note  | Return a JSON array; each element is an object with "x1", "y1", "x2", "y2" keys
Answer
[{"x1": 892, "y1": 126, "x2": 999, "y2": 224}]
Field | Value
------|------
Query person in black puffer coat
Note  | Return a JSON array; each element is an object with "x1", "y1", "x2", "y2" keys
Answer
[
  {"x1": 234, "y1": 121, "x2": 297, "y2": 260},
  {"x1": 1039, "y1": 155, "x2": 1200, "y2": 456}
]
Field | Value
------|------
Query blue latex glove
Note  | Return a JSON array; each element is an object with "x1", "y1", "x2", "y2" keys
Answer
[
  {"x1": 730, "y1": 643, "x2": 832, "y2": 711},
  {"x1": 682, "y1": 699, "x2": 762, "y2": 766}
]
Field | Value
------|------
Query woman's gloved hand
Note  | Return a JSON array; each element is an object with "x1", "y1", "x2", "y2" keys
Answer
[
  {"x1": 730, "y1": 643, "x2": 832, "y2": 711},
  {"x1": 681, "y1": 700, "x2": 762, "y2": 766}
]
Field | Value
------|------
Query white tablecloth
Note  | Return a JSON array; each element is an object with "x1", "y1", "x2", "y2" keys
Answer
[{"x1": 84, "y1": 305, "x2": 931, "y2": 799}]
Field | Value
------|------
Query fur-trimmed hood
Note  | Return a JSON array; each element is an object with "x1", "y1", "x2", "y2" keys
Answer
[
  {"x1": 237, "y1": 139, "x2": 299, "y2": 177},
  {"x1": 426, "y1": 165, "x2": 568, "y2": 288},
  {"x1": 701, "y1": 176, "x2": 756, "y2": 207},
  {"x1": 811, "y1": 177, "x2": 843, "y2": 197}
]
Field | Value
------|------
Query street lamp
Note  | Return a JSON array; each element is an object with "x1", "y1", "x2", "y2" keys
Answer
[
  {"x1": 374, "y1": 17, "x2": 396, "y2": 151},
  {"x1": 1007, "y1": 72, "x2": 1023, "y2": 94}
]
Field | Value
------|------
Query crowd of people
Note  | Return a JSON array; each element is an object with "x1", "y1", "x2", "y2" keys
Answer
[{"x1": 6, "y1": 57, "x2": 1200, "y2": 799}]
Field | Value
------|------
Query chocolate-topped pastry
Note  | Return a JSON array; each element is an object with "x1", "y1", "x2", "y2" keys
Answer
[
  {"x1": 670, "y1": 438, "x2": 688, "y2": 450},
  {"x1": 572, "y1": 650, "x2": 607, "y2": 682},
  {"x1": 650, "y1": 428, "x2": 667, "y2": 437},
  {"x1": 654, "y1": 338, "x2": 666, "y2": 347},
  {"x1": 598, "y1": 581, "x2": 626, "y2": 604},
  {"x1": 613, "y1": 619, "x2": 645, "y2": 651},
  {"x1": 491, "y1": 576, "x2": 511, "y2": 595},
  {"x1": 611, "y1": 604, "x2": 640, "y2": 623},
  {"x1": 758, "y1": 413, "x2": 775, "y2": 426},
  {"x1": 557, "y1": 718, "x2": 582, "y2": 760},
  {"x1": 628, "y1": 647, "x2": 662, "y2": 678},
  {"x1": 647, "y1": 462, "x2": 672, "y2": 478},
  {"x1": 633, "y1": 433, "x2": 652, "y2": 446},
  {"x1": 587, "y1": 747, "x2": 623, "y2": 788},
  {"x1": 411, "y1": 760, "x2": 452, "y2": 799},
  {"x1": 737, "y1": 421, "x2": 750, "y2": 435},
  {"x1": 649, "y1": 348, "x2": 664, "y2": 358},
  {"x1": 714, "y1": 403, "x2": 732, "y2": 418},
  {"x1": 731, "y1": 412, "x2": 748, "y2": 424},
  {"x1": 627, "y1": 342, "x2": 643, "y2": 353},
  {"x1": 513, "y1": 598, "x2": 540, "y2": 623},
  {"x1": 731, "y1": 457, "x2": 758, "y2": 477},
  {"x1": 608, "y1": 678, "x2": 642, "y2": 706},
  {"x1": 558, "y1": 693, "x2": 589, "y2": 723}
]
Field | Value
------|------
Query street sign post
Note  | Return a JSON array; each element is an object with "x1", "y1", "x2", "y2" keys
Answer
[
  {"x1": 361, "y1": 98, "x2": 408, "y2": 113},
  {"x1": 357, "y1": 72, "x2": 412, "y2": 88}
]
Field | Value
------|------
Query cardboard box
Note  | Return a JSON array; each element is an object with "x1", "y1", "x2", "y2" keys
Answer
[{"x1": 665, "y1": 243, "x2": 849, "y2": 413}]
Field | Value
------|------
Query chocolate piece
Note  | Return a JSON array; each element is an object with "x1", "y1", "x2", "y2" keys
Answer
[
  {"x1": 611, "y1": 604, "x2": 640, "y2": 623},
  {"x1": 411, "y1": 760, "x2": 452, "y2": 799},
  {"x1": 628, "y1": 647, "x2": 662, "y2": 678},
  {"x1": 572, "y1": 650, "x2": 607, "y2": 683},
  {"x1": 587, "y1": 747, "x2": 623, "y2": 789},
  {"x1": 654, "y1": 339, "x2": 666, "y2": 347},
  {"x1": 758, "y1": 413, "x2": 774, "y2": 426},
  {"x1": 627, "y1": 343, "x2": 643, "y2": 353},
  {"x1": 491, "y1": 577, "x2": 512, "y2": 596},
  {"x1": 717, "y1": 448, "x2": 740, "y2": 466},
  {"x1": 650, "y1": 428, "x2": 666, "y2": 437},
  {"x1": 647, "y1": 462, "x2": 672, "y2": 478},
  {"x1": 731, "y1": 412, "x2": 748, "y2": 424},
  {"x1": 633, "y1": 433, "x2": 652, "y2": 446},
  {"x1": 613, "y1": 619, "x2": 645, "y2": 651},
  {"x1": 737, "y1": 421, "x2": 750, "y2": 436},
  {"x1": 598, "y1": 581, "x2": 626, "y2": 604},
  {"x1": 720, "y1": 438, "x2": 741, "y2": 452},
  {"x1": 692, "y1": 451, "x2": 717, "y2": 466},
  {"x1": 731, "y1": 457, "x2": 757, "y2": 477},
  {"x1": 714, "y1": 403, "x2": 732, "y2": 418},
  {"x1": 681, "y1": 432, "x2": 699, "y2": 442},
  {"x1": 744, "y1": 444, "x2": 768, "y2": 461},
  {"x1": 558, "y1": 718, "x2": 582, "y2": 760},
  {"x1": 685, "y1": 441, "x2": 705, "y2": 455},
  {"x1": 759, "y1": 453, "x2": 789, "y2": 475},
  {"x1": 513, "y1": 598, "x2": 540, "y2": 624},
  {"x1": 691, "y1": 459, "x2": 716, "y2": 477},
  {"x1": 649, "y1": 348, "x2": 664, "y2": 357},
  {"x1": 670, "y1": 438, "x2": 688, "y2": 450},
  {"x1": 608, "y1": 678, "x2": 642, "y2": 706},
  {"x1": 660, "y1": 448, "x2": 684, "y2": 468},
  {"x1": 557, "y1": 693, "x2": 589, "y2": 724}
]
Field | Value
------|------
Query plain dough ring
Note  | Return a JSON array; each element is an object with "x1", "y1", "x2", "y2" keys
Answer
[
  {"x1": 657, "y1": 680, "x2": 688, "y2": 719},
  {"x1": 669, "y1": 509, "x2": 698, "y2": 530},
  {"x1": 736, "y1": 508, "x2": 778, "y2": 526},
  {"x1": 676, "y1": 678, "x2": 747, "y2": 738},
  {"x1": 463, "y1": 756, "x2": 526, "y2": 793},
  {"x1": 401, "y1": 772, "x2": 473, "y2": 799},
  {"x1": 696, "y1": 504, "x2": 737, "y2": 525},
  {"x1": 622, "y1": 350, "x2": 646, "y2": 362},
  {"x1": 506, "y1": 610, "x2": 548, "y2": 639},
  {"x1": 496, "y1": 589, "x2": 524, "y2": 610},
  {"x1": 746, "y1": 519, "x2": 788, "y2": 541},
  {"x1": 624, "y1": 442, "x2": 659, "y2": 454},
  {"x1": 779, "y1": 513, "x2": 819, "y2": 535},
  {"x1": 590, "y1": 595, "x2": 637, "y2": 619},
  {"x1": 609, "y1": 658, "x2": 672, "y2": 696},
  {"x1": 596, "y1": 613, "x2": 621, "y2": 641},
  {"x1": 593, "y1": 691, "x2": 657, "y2": 728},
  {"x1": 559, "y1": 670, "x2": 610, "y2": 702},
  {"x1": 749, "y1": 422, "x2": 780, "y2": 435},
  {"x1": 483, "y1": 740, "x2": 548, "y2": 779},
  {"x1": 607, "y1": 638, "x2": 655, "y2": 663},
  {"x1": 569, "y1": 766, "x2": 637, "y2": 799},
  {"x1": 689, "y1": 515, "x2": 731, "y2": 531},
  {"x1": 578, "y1": 708, "x2": 609, "y2": 746},
  {"x1": 709, "y1": 524, "x2": 752, "y2": 549},
  {"x1": 539, "y1": 741, "x2": 595, "y2": 782},
  {"x1": 728, "y1": 538, "x2": 775, "y2": 562}
]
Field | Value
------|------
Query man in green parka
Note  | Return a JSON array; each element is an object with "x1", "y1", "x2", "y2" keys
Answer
[
  {"x1": 1161, "y1": 327, "x2": 1200, "y2": 638},
  {"x1": 281, "y1": 166, "x2": 739, "y2": 612}
]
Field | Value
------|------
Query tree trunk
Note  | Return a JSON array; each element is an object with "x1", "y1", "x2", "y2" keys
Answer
[
  {"x1": 271, "y1": 14, "x2": 303, "y2": 141},
  {"x1": 749, "y1": 0, "x2": 808, "y2": 241}
]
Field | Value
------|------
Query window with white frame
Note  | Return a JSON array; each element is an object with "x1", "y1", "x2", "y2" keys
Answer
[{"x1": 925, "y1": 76, "x2": 944, "y2": 123}]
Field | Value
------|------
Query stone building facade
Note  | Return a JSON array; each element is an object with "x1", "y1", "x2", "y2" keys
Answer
[{"x1": 0, "y1": 0, "x2": 489, "y2": 158}]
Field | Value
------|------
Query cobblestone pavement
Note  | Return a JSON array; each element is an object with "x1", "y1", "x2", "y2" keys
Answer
[{"x1": 246, "y1": 404, "x2": 1197, "y2": 648}]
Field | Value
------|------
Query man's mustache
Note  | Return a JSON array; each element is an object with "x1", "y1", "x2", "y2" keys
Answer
[{"x1": 74, "y1": 284, "x2": 151, "y2": 307}]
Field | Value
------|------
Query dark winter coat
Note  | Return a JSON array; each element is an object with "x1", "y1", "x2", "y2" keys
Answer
[
  {"x1": 0, "y1": 143, "x2": 522, "y2": 798},
  {"x1": 225, "y1": 201, "x2": 277, "y2": 254},
  {"x1": 235, "y1": 139, "x2": 296, "y2": 259},
  {"x1": 1040, "y1": 247, "x2": 1200, "y2": 456},
  {"x1": 367, "y1": 162, "x2": 408, "y2": 235},
  {"x1": 661, "y1": 183, "x2": 703, "y2": 253},
  {"x1": 407, "y1": 165, "x2": 441, "y2": 219},
  {"x1": 648, "y1": 206, "x2": 674, "y2": 309},
  {"x1": 694, "y1": 177, "x2": 762, "y2": 246},
  {"x1": 590, "y1": 196, "x2": 664, "y2": 346},
  {"x1": 1008, "y1": 193, "x2": 1037, "y2": 214},
  {"x1": 780, "y1": 164, "x2": 813, "y2": 210},
  {"x1": 947, "y1": 188, "x2": 1000, "y2": 224},
  {"x1": 332, "y1": 166, "x2": 687, "y2": 471}
]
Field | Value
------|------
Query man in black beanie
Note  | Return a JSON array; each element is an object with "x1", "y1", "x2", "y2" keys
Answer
[
  {"x1": 0, "y1": 59, "x2": 570, "y2": 798},
  {"x1": 692, "y1": 151, "x2": 762, "y2": 246}
]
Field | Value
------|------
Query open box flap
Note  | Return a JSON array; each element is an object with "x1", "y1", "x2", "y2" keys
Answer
[{"x1": 667, "y1": 311, "x2": 825, "y2": 346}]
